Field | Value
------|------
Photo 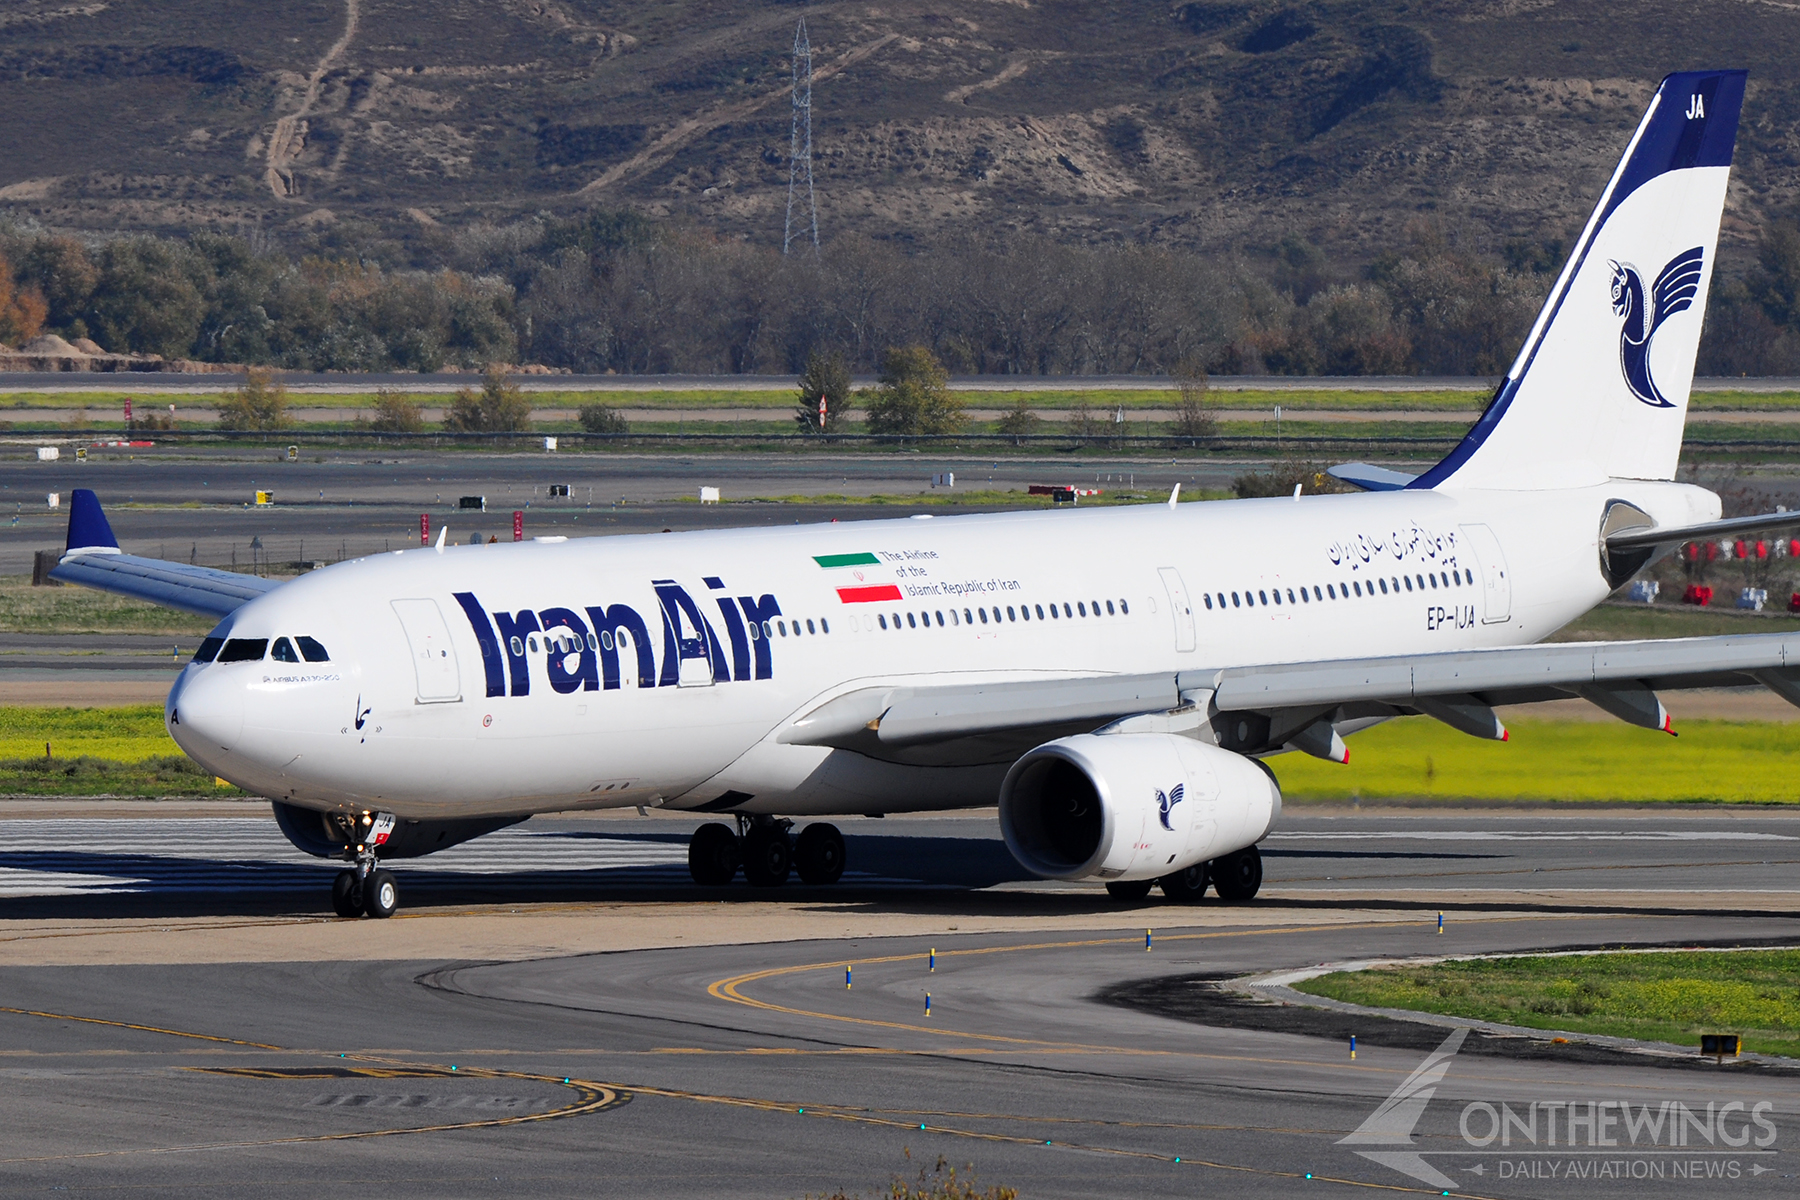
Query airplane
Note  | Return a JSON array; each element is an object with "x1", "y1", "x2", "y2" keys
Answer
[{"x1": 52, "y1": 69, "x2": 1797, "y2": 920}]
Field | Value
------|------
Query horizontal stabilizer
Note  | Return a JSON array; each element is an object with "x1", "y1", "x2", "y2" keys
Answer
[
  {"x1": 1605, "y1": 509, "x2": 1800, "y2": 551},
  {"x1": 1327, "y1": 462, "x2": 1418, "y2": 492},
  {"x1": 50, "y1": 553, "x2": 281, "y2": 619}
]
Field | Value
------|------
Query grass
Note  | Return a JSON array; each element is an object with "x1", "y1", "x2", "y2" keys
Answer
[
  {"x1": 1550, "y1": 602, "x2": 1800, "y2": 640},
  {"x1": 0, "y1": 578, "x2": 216, "y2": 635},
  {"x1": 0, "y1": 705, "x2": 239, "y2": 795},
  {"x1": 1274, "y1": 716, "x2": 1800, "y2": 804},
  {"x1": 0, "y1": 705, "x2": 181, "y2": 761},
  {"x1": 1293, "y1": 950, "x2": 1800, "y2": 1057}
]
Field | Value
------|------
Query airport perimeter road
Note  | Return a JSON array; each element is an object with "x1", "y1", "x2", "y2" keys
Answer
[{"x1": 3, "y1": 809, "x2": 1800, "y2": 1198}]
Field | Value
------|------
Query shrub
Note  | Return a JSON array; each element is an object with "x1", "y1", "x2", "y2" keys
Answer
[
  {"x1": 443, "y1": 364, "x2": 532, "y2": 433},
  {"x1": 863, "y1": 346, "x2": 963, "y2": 436},
  {"x1": 216, "y1": 367, "x2": 292, "y2": 430},
  {"x1": 578, "y1": 403, "x2": 628, "y2": 434},
  {"x1": 996, "y1": 398, "x2": 1039, "y2": 444},
  {"x1": 366, "y1": 388, "x2": 425, "y2": 433}
]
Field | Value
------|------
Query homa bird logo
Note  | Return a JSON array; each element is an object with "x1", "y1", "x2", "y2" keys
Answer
[
  {"x1": 1155, "y1": 783, "x2": 1184, "y2": 831},
  {"x1": 1608, "y1": 246, "x2": 1704, "y2": 408}
]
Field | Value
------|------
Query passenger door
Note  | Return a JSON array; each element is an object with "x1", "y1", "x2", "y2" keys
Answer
[
  {"x1": 1158, "y1": 567, "x2": 1197, "y2": 652},
  {"x1": 1459, "y1": 524, "x2": 1512, "y2": 624},
  {"x1": 392, "y1": 598, "x2": 462, "y2": 702}
]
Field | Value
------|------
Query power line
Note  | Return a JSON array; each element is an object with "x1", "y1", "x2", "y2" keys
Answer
[{"x1": 784, "y1": 17, "x2": 819, "y2": 256}]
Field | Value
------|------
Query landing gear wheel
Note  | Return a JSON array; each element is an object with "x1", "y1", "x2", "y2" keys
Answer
[
  {"x1": 363, "y1": 868, "x2": 398, "y2": 918},
  {"x1": 331, "y1": 870, "x2": 361, "y2": 918},
  {"x1": 1105, "y1": 879, "x2": 1154, "y2": 902},
  {"x1": 688, "y1": 822, "x2": 740, "y2": 886},
  {"x1": 741, "y1": 827, "x2": 793, "y2": 887},
  {"x1": 1159, "y1": 863, "x2": 1210, "y2": 903},
  {"x1": 793, "y1": 823, "x2": 846, "y2": 885},
  {"x1": 1211, "y1": 845, "x2": 1263, "y2": 903}
]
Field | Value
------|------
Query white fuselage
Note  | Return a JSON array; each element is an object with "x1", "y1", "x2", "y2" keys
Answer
[{"x1": 164, "y1": 478, "x2": 1719, "y2": 821}]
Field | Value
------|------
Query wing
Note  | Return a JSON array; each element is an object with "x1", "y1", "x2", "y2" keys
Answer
[
  {"x1": 776, "y1": 633, "x2": 1800, "y2": 765},
  {"x1": 1650, "y1": 245, "x2": 1705, "y2": 331},
  {"x1": 48, "y1": 488, "x2": 282, "y2": 619}
]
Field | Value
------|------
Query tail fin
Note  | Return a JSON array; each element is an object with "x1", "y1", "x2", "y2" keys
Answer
[
  {"x1": 1414, "y1": 70, "x2": 1746, "y2": 491},
  {"x1": 64, "y1": 488, "x2": 121, "y2": 557}
]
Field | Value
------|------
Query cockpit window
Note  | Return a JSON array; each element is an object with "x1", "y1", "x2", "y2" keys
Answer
[
  {"x1": 217, "y1": 638, "x2": 268, "y2": 663},
  {"x1": 193, "y1": 637, "x2": 224, "y2": 664},
  {"x1": 296, "y1": 636, "x2": 330, "y2": 662},
  {"x1": 271, "y1": 637, "x2": 299, "y2": 663}
]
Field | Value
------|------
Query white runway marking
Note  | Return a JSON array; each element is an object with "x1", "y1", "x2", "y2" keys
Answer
[{"x1": 0, "y1": 818, "x2": 908, "y2": 898}]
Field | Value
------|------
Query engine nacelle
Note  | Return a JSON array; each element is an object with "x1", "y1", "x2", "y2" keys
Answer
[{"x1": 998, "y1": 734, "x2": 1280, "y2": 882}]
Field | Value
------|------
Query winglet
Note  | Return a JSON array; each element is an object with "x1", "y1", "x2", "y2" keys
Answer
[{"x1": 64, "y1": 489, "x2": 121, "y2": 558}]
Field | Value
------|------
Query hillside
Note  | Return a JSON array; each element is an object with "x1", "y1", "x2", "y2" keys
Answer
[{"x1": 0, "y1": 0, "x2": 1796, "y2": 271}]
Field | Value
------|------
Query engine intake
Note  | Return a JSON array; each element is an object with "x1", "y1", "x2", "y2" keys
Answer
[{"x1": 998, "y1": 734, "x2": 1280, "y2": 882}]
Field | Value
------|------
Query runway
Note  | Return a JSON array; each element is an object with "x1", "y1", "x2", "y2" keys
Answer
[{"x1": 3, "y1": 808, "x2": 1798, "y2": 1197}]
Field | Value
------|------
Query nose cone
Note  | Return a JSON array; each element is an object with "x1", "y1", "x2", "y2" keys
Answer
[{"x1": 167, "y1": 665, "x2": 246, "y2": 762}]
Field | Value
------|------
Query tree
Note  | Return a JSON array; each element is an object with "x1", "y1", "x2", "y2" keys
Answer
[
  {"x1": 216, "y1": 368, "x2": 292, "y2": 430},
  {"x1": 795, "y1": 350, "x2": 851, "y2": 432},
  {"x1": 89, "y1": 238, "x2": 207, "y2": 359},
  {"x1": 443, "y1": 364, "x2": 532, "y2": 432},
  {"x1": 578, "y1": 403, "x2": 628, "y2": 434},
  {"x1": 862, "y1": 346, "x2": 963, "y2": 436},
  {"x1": 996, "y1": 397, "x2": 1039, "y2": 445},
  {"x1": 1066, "y1": 399, "x2": 1100, "y2": 444},
  {"x1": 366, "y1": 388, "x2": 424, "y2": 433},
  {"x1": 0, "y1": 255, "x2": 47, "y2": 346},
  {"x1": 1168, "y1": 356, "x2": 1215, "y2": 443},
  {"x1": 1748, "y1": 220, "x2": 1800, "y2": 331}
]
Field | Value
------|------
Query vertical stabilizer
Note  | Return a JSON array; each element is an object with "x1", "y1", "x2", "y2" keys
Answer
[{"x1": 1413, "y1": 70, "x2": 1746, "y2": 490}]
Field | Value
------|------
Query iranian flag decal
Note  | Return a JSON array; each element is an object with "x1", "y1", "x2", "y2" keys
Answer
[{"x1": 814, "y1": 552, "x2": 901, "y2": 603}]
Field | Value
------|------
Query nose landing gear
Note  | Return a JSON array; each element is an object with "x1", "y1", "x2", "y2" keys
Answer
[
  {"x1": 685, "y1": 816, "x2": 846, "y2": 888},
  {"x1": 327, "y1": 811, "x2": 400, "y2": 918}
]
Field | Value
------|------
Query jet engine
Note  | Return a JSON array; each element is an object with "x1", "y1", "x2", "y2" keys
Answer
[
  {"x1": 997, "y1": 734, "x2": 1280, "y2": 882},
  {"x1": 271, "y1": 800, "x2": 524, "y2": 860}
]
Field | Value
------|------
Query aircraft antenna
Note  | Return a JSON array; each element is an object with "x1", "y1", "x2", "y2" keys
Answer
[{"x1": 783, "y1": 18, "x2": 819, "y2": 256}]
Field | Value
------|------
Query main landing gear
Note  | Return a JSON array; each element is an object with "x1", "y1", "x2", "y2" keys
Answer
[
  {"x1": 1104, "y1": 845, "x2": 1264, "y2": 905},
  {"x1": 328, "y1": 811, "x2": 400, "y2": 919},
  {"x1": 687, "y1": 816, "x2": 846, "y2": 888}
]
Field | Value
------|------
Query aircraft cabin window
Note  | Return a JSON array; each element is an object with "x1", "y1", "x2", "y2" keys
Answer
[
  {"x1": 820, "y1": 618, "x2": 830, "y2": 633},
  {"x1": 600, "y1": 631, "x2": 615, "y2": 650},
  {"x1": 935, "y1": 611, "x2": 944, "y2": 627},
  {"x1": 806, "y1": 619, "x2": 815, "y2": 634},
  {"x1": 1258, "y1": 590, "x2": 1268, "y2": 605},
  {"x1": 1231, "y1": 592, "x2": 1240, "y2": 607},
  {"x1": 1106, "y1": 601, "x2": 1116, "y2": 615},
  {"x1": 218, "y1": 638, "x2": 268, "y2": 663},
  {"x1": 1061, "y1": 603, "x2": 1071, "y2": 618},
  {"x1": 1353, "y1": 582, "x2": 1362, "y2": 596},
  {"x1": 528, "y1": 635, "x2": 540, "y2": 653},
  {"x1": 906, "y1": 613, "x2": 916, "y2": 629},
  {"x1": 193, "y1": 637, "x2": 224, "y2": 663},
  {"x1": 509, "y1": 636, "x2": 524, "y2": 656},
  {"x1": 1404, "y1": 576, "x2": 1413, "y2": 592},
  {"x1": 1428, "y1": 574, "x2": 1438, "y2": 589},
  {"x1": 1378, "y1": 579, "x2": 1388, "y2": 594},
  {"x1": 878, "y1": 614, "x2": 888, "y2": 629},
  {"x1": 777, "y1": 621, "x2": 788, "y2": 636},
  {"x1": 1034, "y1": 604, "x2": 1044, "y2": 620},
  {"x1": 1204, "y1": 595, "x2": 1213, "y2": 610},
  {"x1": 1049, "y1": 604, "x2": 1058, "y2": 620},
  {"x1": 1326, "y1": 584, "x2": 1336, "y2": 599},
  {"x1": 963, "y1": 608, "x2": 973, "y2": 624},
  {"x1": 1300, "y1": 588, "x2": 1309, "y2": 603},
  {"x1": 271, "y1": 637, "x2": 300, "y2": 663},
  {"x1": 978, "y1": 608, "x2": 988, "y2": 624},
  {"x1": 1271, "y1": 590, "x2": 1281, "y2": 606},
  {"x1": 1007, "y1": 607, "x2": 1016, "y2": 621},
  {"x1": 1120, "y1": 599, "x2": 1129, "y2": 614}
]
